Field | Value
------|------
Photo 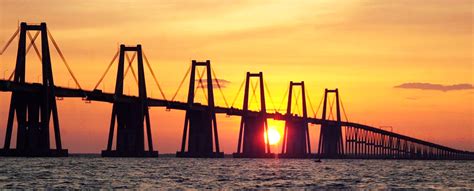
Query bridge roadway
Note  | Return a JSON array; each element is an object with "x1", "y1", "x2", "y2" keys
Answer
[{"x1": 0, "y1": 79, "x2": 471, "y2": 156}]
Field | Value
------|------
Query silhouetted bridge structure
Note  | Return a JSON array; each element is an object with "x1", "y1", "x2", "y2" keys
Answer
[{"x1": 0, "y1": 23, "x2": 472, "y2": 160}]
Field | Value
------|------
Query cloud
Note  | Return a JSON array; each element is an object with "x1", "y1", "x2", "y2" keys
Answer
[
  {"x1": 394, "y1": 82, "x2": 474, "y2": 92},
  {"x1": 196, "y1": 79, "x2": 230, "y2": 89}
]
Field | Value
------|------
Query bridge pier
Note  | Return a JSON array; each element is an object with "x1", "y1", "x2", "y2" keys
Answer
[
  {"x1": 0, "y1": 23, "x2": 67, "y2": 157},
  {"x1": 233, "y1": 72, "x2": 275, "y2": 158},
  {"x1": 279, "y1": 81, "x2": 313, "y2": 158},
  {"x1": 318, "y1": 89, "x2": 344, "y2": 159},
  {"x1": 101, "y1": 45, "x2": 158, "y2": 157},
  {"x1": 176, "y1": 60, "x2": 223, "y2": 158}
]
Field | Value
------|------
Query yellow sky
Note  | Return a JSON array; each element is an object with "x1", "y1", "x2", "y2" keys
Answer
[{"x1": 0, "y1": 0, "x2": 472, "y2": 153}]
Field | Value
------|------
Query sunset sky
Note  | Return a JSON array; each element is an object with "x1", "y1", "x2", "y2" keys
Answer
[{"x1": 0, "y1": 0, "x2": 472, "y2": 153}]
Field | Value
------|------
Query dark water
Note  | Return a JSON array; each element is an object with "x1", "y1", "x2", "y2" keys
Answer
[{"x1": 0, "y1": 155, "x2": 473, "y2": 189}]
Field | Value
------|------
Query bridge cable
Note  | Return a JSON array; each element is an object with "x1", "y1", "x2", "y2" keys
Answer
[
  {"x1": 47, "y1": 29, "x2": 83, "y2": 89},
  {"x1": 7, "y1": 32, "x2": 43, "y2": 81},
  {"x1": 200, "y1": 70, "x2": 209, "y2": 102},
  {"x1": 193, "y1": 67, "x2": 200, "y2": 98},
  {"x1": 253, "y1": 80, "x2": 260, "y2": 111},
  {"x1": 331, "y1": 96, "x2": 337, "y2": 120},
  {"x1": 194, "y1": 68, "x2": 208, "y2": 102},
  {"x1": 211, "y1": 68, "x2": 229, "y2": 107},
  {"x1": 2, "y1": 29, "x2": 43, "y2": 81},
  {"x1": 7, "y1": 70, "x2": 14, "y2": 81},
  {"x1": 8, "y1": 31, "x2": 42, "y2": 81},
  {"x1": 198, "y1": 69, "x2": 208, "y2": 101},
  {"x1": 230, "y1": 78, "x2": 245, "y2": 108},
  {"x1": 0, "y1": 26, "x2": 19, "y2": 55},
  {"x1": 263, "y1": 80, "x2": 277, "y2": 113},
  {"x1": 1, "y1": 27, "x2": 19, "y2": 81},
  {"x1": 124, "y1": 52, "x2": 139, "y2": 86},
  {"x1": 328, "y1": 96, "x2": 336, "y2": 120},
  {"x1": 339, "y1": 95, "x2": 349, "y2": 122},
  {"x1": 170, "y1": 65, "x2": 191, "y2": 102},
  {"x1": 294, "y1": 89, "x2": 301, "y2": 115},
  {"x1": 326, "y1": 96, "x2": 332, "y2": 120},
  {"x1": 123, "y1": 52, "x2": 137, "y2": 76},
  {"x1": 248, "y1": 80, "x2": 255, "y2": 110},
  {"x1": 27, "y1": 31, "x2": 42, "y2": 61},
  {"x1": 277, "y1": 86, "x2": 289, "y2": 113},
  {"x1": 293, "y1": 88, "x2": 301, "y2": 116},
  {"x1": 290, "y1": 88, "x2": 295, "y2": 114},
  {"x1": 26, "y1": 31, "x2": 41, "y2": 59},
  {"x1": 201, "y1": 68, "x2": 209, "y2": 101},
  {"x1": 143, "y1": 51, "x2": 167, "y2": 100},
  {"x1": 314, "y1": 96, "x2": 324, "y2": 118},
  {"x1": 93, "y1": 49, "x2": 119, "y2": 90},
  {"x1": 7, "y1": 31, "x2": 42, "y2": 81},
  {"x1": 249, "y1": 79, "x2": 258, "y2": 111},
  {"x1": 305, "y1": 88, "x2": 317, "y2": 118}
]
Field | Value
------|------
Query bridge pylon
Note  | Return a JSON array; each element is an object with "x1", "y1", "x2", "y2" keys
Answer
[
  {"x1": 0, "y1": 22, "x2": 68, "y2": 157},
  {"x1": 279, "y1": 81, "x2": 313, "y2": 158},
  {"x1": 233, "y1": 72, "x2": 275, "y2": 158},
  {"x1": 317, "y1": 88, "x2": 344, "y2": 158},
  {"x1": 101, "y1": 44, "x2": 158, "y2": 157},
  {"x1": 176, "y1": 60, "x2": 224, "y2": 158}
]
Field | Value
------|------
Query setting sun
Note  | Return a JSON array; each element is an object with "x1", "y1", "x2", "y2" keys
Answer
[
  {"x1": 0, "y1": 0, "x2": 472, "y2": 189},
  {"x1": 265, "y1": 127, "x2": 281, "y2": 145}
]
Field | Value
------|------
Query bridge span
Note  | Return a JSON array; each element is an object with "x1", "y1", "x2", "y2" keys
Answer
[{"x1": 0, "y1": 22, "x2": 472, "y2": 160}]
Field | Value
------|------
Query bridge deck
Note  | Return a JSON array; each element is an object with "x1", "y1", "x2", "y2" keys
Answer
[{"x1": 0, "y1": 79, "x2": 472, "y2": 157}]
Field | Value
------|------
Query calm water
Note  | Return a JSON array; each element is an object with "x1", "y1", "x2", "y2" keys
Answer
[{"x1": 0, "y1": 155, "x2": 473, "y2": 189}]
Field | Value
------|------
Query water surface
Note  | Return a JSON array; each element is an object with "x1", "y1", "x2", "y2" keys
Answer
[{"x1": 0, "y1": 155, "x2": 473, "y2": 189}]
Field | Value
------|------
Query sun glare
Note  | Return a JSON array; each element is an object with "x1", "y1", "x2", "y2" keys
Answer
[{"x1": 265, "y1": 127, "x2": 281, "y2": 145}]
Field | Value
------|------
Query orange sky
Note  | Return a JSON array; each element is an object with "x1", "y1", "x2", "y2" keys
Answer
[{"x1": 0, "y1": 0, "x2": 472, "y2": 153}]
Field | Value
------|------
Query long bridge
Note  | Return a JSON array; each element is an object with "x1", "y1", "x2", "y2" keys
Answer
[{"x1": 0, "y1": 22, "x2": 472, "y2": 159}]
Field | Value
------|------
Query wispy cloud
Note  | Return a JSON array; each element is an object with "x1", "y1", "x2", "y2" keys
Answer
[
  {"x1": 394, "y1": 82, "x2": 474, "y2": 92},
  {"x1": 196, "y1": 79, "x2": 230, "y2": 89}
]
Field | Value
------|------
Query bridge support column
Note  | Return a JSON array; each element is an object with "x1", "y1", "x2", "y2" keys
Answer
[
  {"x1": 279, "y1": 81, "x2": 313, "y2": 158},
  {"x1": 0, "y1": 23, "x2": 67, "y2": 157},
  {"x1": 317, "y1": 89, "x2": 344, "y2": 159},
  {"x1": 176, "y1": 60, "x2": 223, "y2": 158},
  {"x1": 101, "y1": 45, "x2": 158, "y2": 157},
  {"x1": 233, "y1": 72, "x2": 275, "y2": 158}
]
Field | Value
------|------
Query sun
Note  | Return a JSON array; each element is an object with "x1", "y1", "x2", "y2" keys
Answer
[{"x1": 265, "y1": 127, "x2": 281, "y2": 145}]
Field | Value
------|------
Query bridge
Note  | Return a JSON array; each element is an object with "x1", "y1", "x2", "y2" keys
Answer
[{"x1": 0, "y1": 23, "x2": 472, "y2": 159}]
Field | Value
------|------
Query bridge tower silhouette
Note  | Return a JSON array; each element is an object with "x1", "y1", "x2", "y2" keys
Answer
[
  {"x1": 101, "y1": 44, "x2": 158, "y2": 157},
  {"x1": 317, "y1": 89, "x2": 344, "y2": 158},
  {"x1": 1, "y1": 22, "x2": 473, "y2": 160},
  {"x1": 176, "y1": 60, "x2": 224, "y2": 158},
  {"x1": 279, "y1": 81, "x2": 313, "y2": 158},
  {"x1": 0, "y1": 22, "x2": 67, "y2": 157},
  {"x1": 233, "y1": 72, "x2": 275, "y2": 158}
]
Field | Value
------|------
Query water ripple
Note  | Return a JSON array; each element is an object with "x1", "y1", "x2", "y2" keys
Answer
[{"x1": 0, "y1": 156, "x2": 473, "y2": 189}]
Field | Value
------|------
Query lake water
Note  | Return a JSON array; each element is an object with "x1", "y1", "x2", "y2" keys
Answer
[{"x1": 0, "y1": 155, "x2": 473, "y2": 189}]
